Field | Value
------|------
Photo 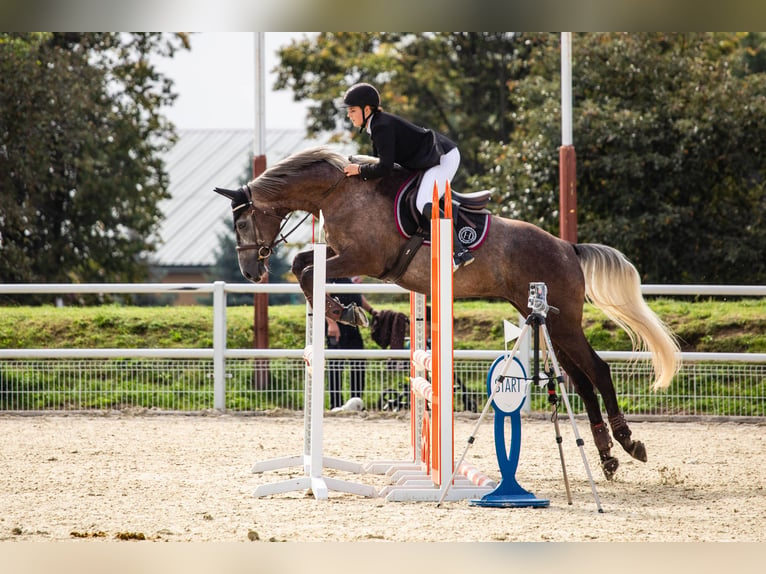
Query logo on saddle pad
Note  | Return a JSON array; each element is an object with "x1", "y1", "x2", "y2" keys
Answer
[{"x1": 394, "y1": 174, "x2": 491, "y2": 250}]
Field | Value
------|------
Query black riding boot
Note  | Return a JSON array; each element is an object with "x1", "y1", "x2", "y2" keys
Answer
[
  {"x1": 422, "y1": 203, "x2": 474, "y2": 271},
  {"x1": 420, "y1": 202, "x2": 433, "y2": 226},
  {"x1": 452, "y1": 225, "x2": 474, "y2": 271}
]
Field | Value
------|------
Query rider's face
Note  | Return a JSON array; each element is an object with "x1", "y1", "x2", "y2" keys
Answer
[{"x1": 346, "y1": 106, "x2": 367, "y2": 128}]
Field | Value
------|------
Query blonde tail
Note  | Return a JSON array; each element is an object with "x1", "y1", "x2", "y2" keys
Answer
[{"x1": 576, "y1": 243, "x2": 680, "y2": 390}]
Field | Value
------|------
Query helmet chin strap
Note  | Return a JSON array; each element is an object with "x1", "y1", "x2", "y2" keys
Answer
[{"x1": 359, "y1": 106, "x2": 375, "y2": 134}]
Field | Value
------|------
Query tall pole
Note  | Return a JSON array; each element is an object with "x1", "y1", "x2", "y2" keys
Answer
[
  {"x1": 559, "y1": 32, "x2": 577, "y2": 243},
  {"x1": 252, "y1": 32, "x2": 269, "y2": 389}
]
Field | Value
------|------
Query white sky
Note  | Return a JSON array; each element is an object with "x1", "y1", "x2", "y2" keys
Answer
[{"x1": 154, "y1": 32, "x2": 313, "y2": 130}]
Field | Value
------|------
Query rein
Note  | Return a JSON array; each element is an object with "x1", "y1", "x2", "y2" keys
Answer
[{"x1": 233, "y1": 172, "x2": 346, "y2": 259}]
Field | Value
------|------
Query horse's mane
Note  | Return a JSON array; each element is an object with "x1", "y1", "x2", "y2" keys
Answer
[{"x1": 248, "y1": 146, "x2": 348, "y2": 199}]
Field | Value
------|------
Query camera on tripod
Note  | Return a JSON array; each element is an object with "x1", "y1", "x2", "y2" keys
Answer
[{"x1": 527, "y1": 282, "x2": 550, "y2": 316}]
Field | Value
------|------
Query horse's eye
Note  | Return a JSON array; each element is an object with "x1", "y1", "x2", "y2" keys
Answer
[{"x1": 236, "y1": 220, "x2": 247, "y2": 230}]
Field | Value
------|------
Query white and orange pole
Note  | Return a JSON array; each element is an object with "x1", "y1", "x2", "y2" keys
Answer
[{"x1": 430, "y1": 181, "x2": 454, "y2": 487}]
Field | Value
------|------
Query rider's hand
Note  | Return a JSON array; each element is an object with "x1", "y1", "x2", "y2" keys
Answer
[{"x1": 343, "y1": 164, "x2": 360, "y2": 177}]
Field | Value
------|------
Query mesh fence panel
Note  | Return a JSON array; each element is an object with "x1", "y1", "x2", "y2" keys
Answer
[{"x1": 1, "y1": 358, "x2": 764, "y2": 417}]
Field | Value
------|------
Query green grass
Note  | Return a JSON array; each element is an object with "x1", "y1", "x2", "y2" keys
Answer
[
  {"x1": 2, "y1": 298, "x2": 765, "y2": 352},
  {"x1": 1, "y1": 298, "x2": 765, "y2": 414}
]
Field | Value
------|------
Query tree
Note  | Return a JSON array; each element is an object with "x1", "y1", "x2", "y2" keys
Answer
[
  {"x1": 274, "y1": 32, "x2": 766, "y2": 284},
  {"x1": 273, "y1": 32, "x2": 544, "y2": 188},
  {"x1": 0, "y1": 32, "x2": 189, "y2": 290},
  {"x1": 468, "y1": 33, "x2": 766, "y2": 283}
]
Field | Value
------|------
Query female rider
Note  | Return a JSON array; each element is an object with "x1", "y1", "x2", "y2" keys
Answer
[{"x1": 341, "y1": 82, "x2": 474, "y2": 270}]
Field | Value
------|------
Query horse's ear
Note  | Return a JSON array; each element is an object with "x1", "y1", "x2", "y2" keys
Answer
[{"x1": 213, "y1": 187, "x2": 239, "y2": 200}]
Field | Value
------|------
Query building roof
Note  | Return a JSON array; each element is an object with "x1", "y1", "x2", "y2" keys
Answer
[{"x1": 153, "y1": 128, "x2": 347, "y2": 268}]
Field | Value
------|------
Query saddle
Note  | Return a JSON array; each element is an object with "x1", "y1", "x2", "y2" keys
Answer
[
  {"x1": 394, "y1": 172, "x2": 492, "y2": 250},
  {"x1": 347, "y1": 156, "x2": 493, "y2": 282}
]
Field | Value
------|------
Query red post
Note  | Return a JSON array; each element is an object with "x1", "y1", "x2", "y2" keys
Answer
[
  {"x1": 559, "y1": 145, "x2": 577, "y2": 243},
  {"x1": 252, "y1": 154, "x2": 269, "y2": 390}
]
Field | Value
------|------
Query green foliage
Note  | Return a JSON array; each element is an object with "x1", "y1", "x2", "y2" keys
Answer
[
  {"x1": 0, "y1": 32, "x2": 189, "y2": 289},
  {"x1": 2, "y1": 299, "x2": 764, "y2": 353},
  {"x1": 275, "y1": 32, "x2": 766, "y2": 283},
  {"x1": 1, "y1": 300, "x2": 764, "y2": 414},
  {"x1": 469, "y1": 32, "x2": 766, "y2": 283},
  {"x1": 273, "y1": 32, "x2": 541, "y2": 188}
]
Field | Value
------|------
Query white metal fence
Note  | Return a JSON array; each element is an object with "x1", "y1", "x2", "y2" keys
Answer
[{"x1": 1, "y1": 282, "x2": 765, "y2": 418}]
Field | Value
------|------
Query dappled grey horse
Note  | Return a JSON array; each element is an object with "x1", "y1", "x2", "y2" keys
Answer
[{"x1": 214, "y1": 146, "x2": 680, "y2": 479}]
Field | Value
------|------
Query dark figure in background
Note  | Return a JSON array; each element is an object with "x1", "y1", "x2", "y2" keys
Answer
[{"x1": 326, "y1": 277, "x2": 374, "y2": 410}]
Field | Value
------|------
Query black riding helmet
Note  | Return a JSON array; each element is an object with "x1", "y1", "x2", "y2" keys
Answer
[{"x1": 343, "y1": 83, "x2": 380, "y2": 132}]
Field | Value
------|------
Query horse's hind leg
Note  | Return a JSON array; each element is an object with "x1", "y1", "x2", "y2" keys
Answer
[
  {"x1": 575, "y1": 351, "x2": 648, "y2": 464},
  {"x1": 608, "y1": 413, "x2": 647, "y2": 464},
  {"x1": 557, "y1": 340, "x2": 648, "y2": 465},
  {"x1": 556, "y1": 358, "x2": 620, "y2": 480}
]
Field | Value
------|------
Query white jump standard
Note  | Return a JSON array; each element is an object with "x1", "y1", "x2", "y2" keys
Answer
[{"x1": 251, "y1": 232, "x2": 377, "y2": 500}]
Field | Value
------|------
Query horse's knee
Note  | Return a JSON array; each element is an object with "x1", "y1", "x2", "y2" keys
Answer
[
  {"x1": 291, "y1": 251, "x2": 313, "y2": 281},
  {"x1": 291, "y1": 258, "x2": 313, "y2": 286},
  {"x1": 290, "y1": 261, "x2": 302, "y2": 281}
]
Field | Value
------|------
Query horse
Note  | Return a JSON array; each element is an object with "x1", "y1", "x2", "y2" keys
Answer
[{"x1": 213, "y1": 146, "x2": 680, "y2": 479}]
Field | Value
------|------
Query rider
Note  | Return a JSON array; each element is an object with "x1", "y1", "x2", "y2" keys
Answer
[{"x1": 341, "y1": 82, "x2": 474, "y2": 270}]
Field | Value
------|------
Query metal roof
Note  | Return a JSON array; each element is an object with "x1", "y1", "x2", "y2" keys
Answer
[{"x1": 152, "y1": 128, "x2": 347, "y2": 268}]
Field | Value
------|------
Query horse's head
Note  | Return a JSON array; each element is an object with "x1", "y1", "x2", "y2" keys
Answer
[
  {"x1": 214, "y1": 147, "x2": 351, "y2": 283},
  {"x1": 213, "y1": 184, "x2": 286, "y2": 283}
]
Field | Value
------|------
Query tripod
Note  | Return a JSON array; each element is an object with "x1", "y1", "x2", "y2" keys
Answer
[{"x1": 438, "y1": 282, "x2": 604, "y2": 512}]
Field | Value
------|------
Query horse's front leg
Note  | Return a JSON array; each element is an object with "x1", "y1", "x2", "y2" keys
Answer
[
  {"x1": 291, "y1": 250, "x2": 314, "y2": 284},
  {"x1": 291, "y1": 250, "x2": 368, "y2": 327}
]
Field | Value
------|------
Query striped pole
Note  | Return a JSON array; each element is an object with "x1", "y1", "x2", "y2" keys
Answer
[
  {"x1": 368, "y1": 180, "x2": 494, "y2": 501},
  {"x1": 430, "y1": 181, "x2": 454, "y2": 487}
]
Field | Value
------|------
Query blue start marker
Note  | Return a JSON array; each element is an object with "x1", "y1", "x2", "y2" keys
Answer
[{"x1": 470, "y1": 355, "x2": 550, "y2": 508}]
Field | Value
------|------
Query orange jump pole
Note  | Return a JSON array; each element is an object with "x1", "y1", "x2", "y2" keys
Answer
[
  {"x1": 430, "y1": 181, "x2": 451, "y2": 486},
  {"x1": 370, "y1": 181, "x2": 494, "y2": 502}
]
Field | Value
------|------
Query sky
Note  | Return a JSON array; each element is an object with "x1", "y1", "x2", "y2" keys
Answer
[{"x1": 154, "y1": 32, "x2": 313, "y2": 131}]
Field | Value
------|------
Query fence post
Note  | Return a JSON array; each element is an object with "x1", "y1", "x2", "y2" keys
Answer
[{"x1": 213, "y1": 281, "x2": 227, "y2": 410}]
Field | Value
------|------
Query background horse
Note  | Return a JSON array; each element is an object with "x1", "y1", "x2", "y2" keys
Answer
[{"x1": 214, "y1": 146, "x2": 680, "y2": 479}]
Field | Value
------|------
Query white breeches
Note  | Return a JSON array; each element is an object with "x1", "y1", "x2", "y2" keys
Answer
[{"x1": 415, "y1": 147, "x2": 460, "y2": 214}]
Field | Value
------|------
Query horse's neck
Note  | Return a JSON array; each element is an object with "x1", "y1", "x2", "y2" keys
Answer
[{"x1": 281, "y1": 177, "x2": 342, "y2": 215}]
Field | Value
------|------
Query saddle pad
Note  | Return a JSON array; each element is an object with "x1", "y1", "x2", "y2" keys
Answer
[{"x1": 394, "y1": 174, "x2": 491, "y2": 250}]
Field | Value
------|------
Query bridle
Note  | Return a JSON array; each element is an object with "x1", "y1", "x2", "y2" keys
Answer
[
  {"x1": 231, "y1": 173, "x2": 345, "y2": 260},
  {"x1": 231, "y1": 185, "x2": 290, "y2": 261}
]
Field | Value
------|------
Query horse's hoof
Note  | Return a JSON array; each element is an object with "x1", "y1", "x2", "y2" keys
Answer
[
  {"x1": 629, "y1": 440, "x2": 647, "y2": 462},
  {"x1": 352, "y1": 304, "x2": 370, "y2": 327},
  {"x1": 613, "y1": 429, "x2": 648, "y2": 462},
  {"x1": 601, "y1": 456, "x2": 619, "y2": 480},
  {"x1": 338, "y1": 303, "x2": 369, "y2": 327}
]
